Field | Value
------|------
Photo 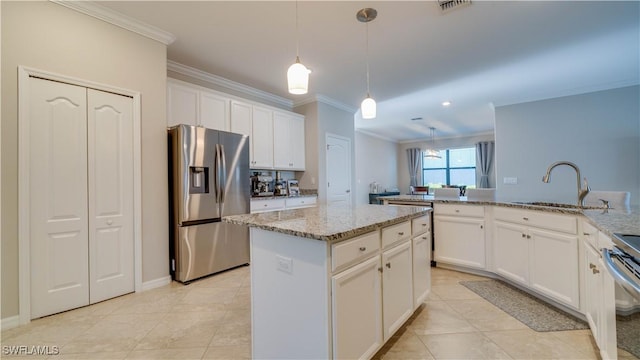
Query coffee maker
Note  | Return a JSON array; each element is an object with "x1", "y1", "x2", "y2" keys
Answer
[
  {"x1": 251, "y1": 173, "x2": 274, "y2": 197},
  {"x1": 274, "y1": 171, "x2": 288, "y2": 196}
]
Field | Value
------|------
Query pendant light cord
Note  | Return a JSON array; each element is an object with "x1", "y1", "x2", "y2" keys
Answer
[
  {"x1": 365, "y1": 21, "x2": 370, "y2": 96},
  {"x1": 295, "y1": 1, "x2": 300, "y2": 59}
]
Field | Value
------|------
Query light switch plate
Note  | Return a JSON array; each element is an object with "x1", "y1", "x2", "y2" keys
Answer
[
  {"x1": 503, "y1": 177, "x2": 518, "y2": 185},
  {"x1": 276, "y1": 255, "x2": 293, "y2": 274}
]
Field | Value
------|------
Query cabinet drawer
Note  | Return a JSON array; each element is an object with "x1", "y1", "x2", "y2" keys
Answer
[
  {"x1": 250, "y1": 198, "x2": 285, "y2": 213},
  {"x1": 494, "y1": 207, "x2": 577, "y2": 234},
  {"x1": 434, "y1": 204, "x2": 484, "y2": 218},
  {"x1": 286, "y1": 196, "x2": 317, "y2": 209},
  {"x1": 381, "y1": 221, "x2": 411, "y2": 249},
  {"x1": 412, "y1": 215, "x2": 431, "y2": 235},
  {"x1": 332, "y1": 231, "x2": 380, "y2": 272},
  {"x1": 582, "y1": 220, "x2": 598, "y2": 249}
]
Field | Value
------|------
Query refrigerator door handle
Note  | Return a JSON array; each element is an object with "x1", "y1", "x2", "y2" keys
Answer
[
  {"x1": 219, "y1": 144, "x2": 227, "y2": 203},
  {"x1": 214, "y1": 144, "x2": 221, "y2": 203}
]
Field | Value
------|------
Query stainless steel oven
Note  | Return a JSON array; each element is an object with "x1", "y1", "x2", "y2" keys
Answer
[{"x1": 602, "y1": 234, "x2": 640, "y2": 301}]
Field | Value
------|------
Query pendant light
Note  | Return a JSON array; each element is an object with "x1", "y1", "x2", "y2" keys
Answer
[
  {"x1": 287, "y1": 1, "x2": 310, "y2": 95},
  {"x1": 425, "y1": 127, "x2": 442, "y2": 159},
  {"x1": 357, "y1": 8, "x2": 377, "y2": 119}
]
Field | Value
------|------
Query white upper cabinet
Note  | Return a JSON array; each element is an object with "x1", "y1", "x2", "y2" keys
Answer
[
  {"x1": 167, "y1": 78, "x2": 230, "y2": 131},
  {"x1": 167, "y1": 80, "x2": 198, "y2": 127},
  {"x1": 199, "y1": 91, "x2": 230, "y2": 131},
  {"x1": 273, "y1": 111, "x2": 305, "y2": 170},
  {"x1": 168, "y1": 78, "x2": 305, "y2": 171}
]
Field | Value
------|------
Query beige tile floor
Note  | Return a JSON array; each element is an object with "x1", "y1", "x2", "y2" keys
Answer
[{"x1": 1, "y1": 266, "x2": 637, "y2": 359}]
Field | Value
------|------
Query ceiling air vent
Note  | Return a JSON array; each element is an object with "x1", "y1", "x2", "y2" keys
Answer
[{"x1": 438, "y1": 0, "x2": 472, "y2": 13}]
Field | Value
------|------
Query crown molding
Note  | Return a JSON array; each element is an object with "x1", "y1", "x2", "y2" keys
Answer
[
  {"x1": 50, "y1": 0, "x2": 176, "y2": 45},
  {"x1": 355, "y1": 128, "x2": 398, "y2": 143},
  {"x1": 167, "y1": 61, "x2": 294, "y2": 109},
  {"x1": 293, "y1": 94, "x2": 357, "y2": 114}
]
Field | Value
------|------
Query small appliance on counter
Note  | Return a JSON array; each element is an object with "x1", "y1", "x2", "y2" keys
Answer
[
  {"x1": 287, "y1": 179, "x2": 300, "y2": 196},
  {"x1": 273, "y1": 171, "x2": 288, "y2": 197},
  {"x1": 251, "y1": 173, "x2": 274, "y2": 197}
]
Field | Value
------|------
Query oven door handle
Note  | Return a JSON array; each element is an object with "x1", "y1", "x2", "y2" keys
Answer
[{"x1": 602, "y1": 248, "x2": 640, "y2": 298}]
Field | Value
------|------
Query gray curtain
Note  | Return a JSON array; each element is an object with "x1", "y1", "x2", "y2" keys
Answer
[
  {"x1": 406, "y1": 148, "x2": 422, "y2": 187},
  {"x1": 476, "y1": 141, "x2": 495, "y2": 188}
]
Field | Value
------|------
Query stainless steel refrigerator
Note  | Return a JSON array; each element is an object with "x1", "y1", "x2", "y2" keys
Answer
[{"x1": 168, "y1": 124, "x2": 250, "y2": 283}]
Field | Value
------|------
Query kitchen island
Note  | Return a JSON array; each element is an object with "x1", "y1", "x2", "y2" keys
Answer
[{"x1": 224, "y1": 204, "x2": 432, "y2": 360}]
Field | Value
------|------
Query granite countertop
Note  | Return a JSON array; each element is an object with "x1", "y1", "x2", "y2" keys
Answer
[
  {"x1": 378, "y1": 194, "x2": 640, "y2": 248},
  {"x1": 223, "y1": 204, "x2": 431, "y2": 242}
]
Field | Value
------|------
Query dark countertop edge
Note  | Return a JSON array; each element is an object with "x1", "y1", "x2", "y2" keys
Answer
[
  {"x1": 250, "y1": 194, "x2": 318, "y2": 201},
  {"x1": 224, "y1": 208, "x2": 432, "y2": 242}
]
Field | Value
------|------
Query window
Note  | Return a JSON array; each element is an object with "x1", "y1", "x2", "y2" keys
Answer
[{"x1": 423, "y1": 147, "x2": 476, "y2": 189}]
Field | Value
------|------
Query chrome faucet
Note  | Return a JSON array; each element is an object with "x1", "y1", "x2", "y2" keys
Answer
[{"x1": 542, "y1": 161, "x2": 590, "y2": 207}]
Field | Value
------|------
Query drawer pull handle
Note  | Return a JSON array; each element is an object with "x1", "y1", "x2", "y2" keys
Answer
[
  {"x1": 592, "y1": 268, "x2": 600, "y2": 274},
  {"x1": 526, "y1": 235, "x2": 531, "y2": 239},
  {"x1": 589, "y1": 263, "x2": 596, "y2": 269},
  {"x1": 523, "y1": 217, "x2": 529, "y2": 221},
  {"x1": 422, "y1": 223, "x2": 427, "y2": 227},
  {"x1": 522, "y1": 234, "x2": 526, "y2": 238},
  {"x1": 480, "y1": 225, "x2": 483, "y2": 229},
  {"x1": 455, "y1": 209, "x2": 460, "y2": 213},
  {"x1": 378, "y1": 267, "x2": 383, "y2": 273},
  {"x1": 359, "y1": 247, "x2": 366, "y2": 251},
  {"x1": 385, "y1": 262, "x2": 391, "y2": 269},
  {"x1": 422, "y1": 236, "x2": 428, "y2": 240},
  {"x1": 264, "y1": 204, "x2": 268, "y2": 207},
  {"x1": 583, "y1": 232, "x2": 590, "y2": 236},
  {"x1": 398, "y1": 232, "x2": 404, "y2": 236}
]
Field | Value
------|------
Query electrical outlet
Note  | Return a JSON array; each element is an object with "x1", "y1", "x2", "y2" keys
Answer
[
  {"x1": 276, "y1": 255, "x2": 293, "y2": 274},
  {"x1": 503, "y1": 177, "x2": 518, "y2": 185}
]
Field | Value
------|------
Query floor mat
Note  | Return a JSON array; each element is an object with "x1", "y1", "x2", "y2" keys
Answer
[{"x1": 459, "y1": 279, "x2": 588, "y2": 332}]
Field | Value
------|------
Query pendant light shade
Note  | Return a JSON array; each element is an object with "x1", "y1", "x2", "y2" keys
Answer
[
  {"x1": 287, "y1": 56, "x2": 310, "y2": 95},
  {"x1": 361, "y1": 95, "x2": 376, "y2": 119},
  {"x1": 288, "y1": 1, "x2": 309, "y2": 95},
  {"x1": 425, "y1": 127, "x2": 442, "y2": 159},
  {"x1": 357, "y1": 8, "x2": 377, "y2": 119}
]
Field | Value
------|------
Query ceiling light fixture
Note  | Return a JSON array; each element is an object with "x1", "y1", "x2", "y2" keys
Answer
[
  {"x1": 357, "y1": 8, "x2": 377, "y2": 119},
  {"x1": 442, "y1": 101, "x2": 452, "y2": 107},
  {"x1": 287, "y1": 1, "x2": 310, "y2": 95},
  {"x1": 425, "y1": 127, "x2": 442, "y2": 159}
]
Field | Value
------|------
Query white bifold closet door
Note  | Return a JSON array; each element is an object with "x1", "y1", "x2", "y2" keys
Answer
[{"x1": 29, "y1": 77, "x2": 134, "y2": 319}]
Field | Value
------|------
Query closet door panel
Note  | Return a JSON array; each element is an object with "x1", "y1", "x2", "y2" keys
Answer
[
  {"x1": 87, "y1": 89, "x2": 135, "y2": 304},
  {"x1": 29, "y1": 77, "x2": 89, "y2": 318}
]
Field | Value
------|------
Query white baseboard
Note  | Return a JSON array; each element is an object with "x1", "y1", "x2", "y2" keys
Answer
[
  {"x1": 1, "y1": 315, "x2": 20, "y2": 331},
  {"x1": 141, "y1": 275, "x2": 172, "y2": 291}
]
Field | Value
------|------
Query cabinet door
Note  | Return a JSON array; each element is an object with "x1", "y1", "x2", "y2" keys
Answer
[
  {"x1": 230, "y1": 101, "x2": 253, "y2": 162},
  {"x1": 332, "y1": 256, "x2": 383, "y2": 360},
  {"x1": 382, "y1": 240, "x2": 413, "y2": 340},
  {"x1": 199, "y1": 91, "x2": 230, "y2": 131},
  {"x1": 493, "y1": 221, "x2": 529, "y2": 285},
  {"x1": 290, "y1": 115, "x2": 305, "y2": 170},
  {"x1": 412, "y1": 233, "x2": 431, "y2": 307},
  {"x1": 272, "y1": 111, "x2": 291, "y2": 169},
  {"x1": 529, "y1": 227, "x2": 579, "y2": 309},
  {"x1": 167, "y1": 81, "x2": 198, "y2": 126},
  {"x1": 583, "y1": 242, "x2": 601, "y2": 342},
  {"x1": 252, "y1": 106, "x2": 274, "y2": 169},
  {"x1": 434, "y1": 216, "x2": 486, "y2": 269}
]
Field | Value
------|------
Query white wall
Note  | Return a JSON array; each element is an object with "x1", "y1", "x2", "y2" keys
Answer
[
  {"x1": 1, "y1": 2, "x2": 168, "y2": 319},
  {"x1": 397, "y1": 133, "x2": 496, "y2": 194},
  {"x1": 355, "y1": 132, "x2": 399, "y2": 204},
  {"x1": 495, "y1": 85, "x2": 640, "y2": 205}
]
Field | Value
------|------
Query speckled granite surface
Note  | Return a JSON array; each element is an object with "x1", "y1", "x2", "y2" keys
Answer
[
  {"x1": 379, "y1": 195, "x2": 640, "y2": 241},
  {"x1": 250, "y1": 194, "x2": 317, "y2": 201},
  {"x1": 223, "y1": 204, "x2": 430, "y2": 242}
]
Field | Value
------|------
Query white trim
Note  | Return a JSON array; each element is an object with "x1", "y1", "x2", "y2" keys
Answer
[
  {"x1": 355, "y1": 128, "x2": 398, "y2": 143},
  {"x1": 397, "y1": 130, "x2": 496, "y2": 145},
  {"x1": 167, "y1": 61, "x2": 293, "y2": 109},
  {"x1": 141, "y1": 276, "x2": 172, "y2": 292},
  {"x1": 17, "y1": 66, "x2": 143, "y2": 324},
  {"x1": 50, "y1": 0, "x2": 175, "y2": 45},
  {"x1": 1, "y1": 316, "x2": 20, "y2": 331},
  {"x1": 294, "y1": 94, "x2": 357, "y2": 114}
]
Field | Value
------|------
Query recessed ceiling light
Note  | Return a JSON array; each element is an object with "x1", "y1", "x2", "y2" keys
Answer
[
  {"x1": 410, "y1": 117, "x2": 423, "y2": 121},
  {"x1": 442, "y1": 101, "x2": 452, "y2": 107}
]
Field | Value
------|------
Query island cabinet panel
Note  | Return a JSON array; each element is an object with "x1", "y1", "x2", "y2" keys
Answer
[
  {"x1": 412, "y1": 231, "x2": 432, "y2": 306},
  {"x1": 250, "y1": 229, "x2": 331, "y2": 359},
  {"x1": 332, "y1": 256, "x2": 383, "y2": 360},
  {"x1": 493, "y1": 220, "x2": 529, "y2": 285},
  {"x1": 434, "y1": 215, "x2": 486, "y2": 269}
]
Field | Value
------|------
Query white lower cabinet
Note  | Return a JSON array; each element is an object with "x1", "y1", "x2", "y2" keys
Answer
[
  {"x1": 434, "y1": 204, "x2": 486, "y2": 269},
  {"x1": 332, "y1": 256, "x2": 383, "y2": 360},
  {"x1": 583, "y1": 229, "x2": 618, "y2": 360},
  {"x1": 492, "y1": 207, "x2": 579, "y2": 309},
  {"x1": 381, "y1": 240, "x2": 414, "y2": 340},
  {"x1": 412, "y1": 232, "x2": 431, "y2": 306}
]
